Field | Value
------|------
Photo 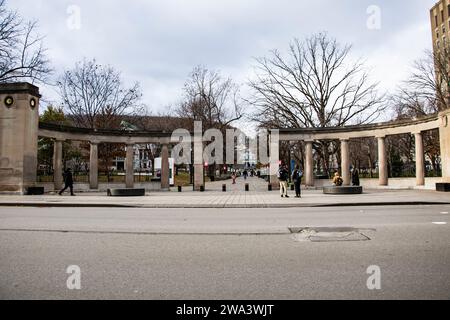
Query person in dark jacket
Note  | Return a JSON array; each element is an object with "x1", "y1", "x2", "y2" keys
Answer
[
  {"x1": 351, "y1": 168, "x2": 360, "y2": 186},
  {"x1": 278, "y1": 165, "x2": 289, "y2": 198},
  {"x1": 291, "y1": 165, "x2": 303, "y2": 198},
  {"x1": 59, "y1": 168, "x2": 75, "y2": 196}
]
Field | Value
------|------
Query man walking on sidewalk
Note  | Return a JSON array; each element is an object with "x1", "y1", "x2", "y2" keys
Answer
[
  {"x1": 278, "y1": 164, "x2": 289, "y2": 198},
  {"x1": 291, "y1": 165, "x2": 303, "y2": 198},
  {"x1": 59, "y1": 168, "x2": 75, "y2": 196}
]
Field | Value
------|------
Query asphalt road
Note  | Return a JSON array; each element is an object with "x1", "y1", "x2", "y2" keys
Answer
[{"x1": 0, "y1": 205, "x2": 449, "y2": 300}]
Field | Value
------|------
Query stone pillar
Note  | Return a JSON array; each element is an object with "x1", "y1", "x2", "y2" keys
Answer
[
  {"x1": 161, "y1": 144, "x2": 170, "y2": 191},
  {"x1": 268, "y1": 131, "x2": 280, "y2": 188},
  {"x1": 53, "y1": 140, "x2": 64, "y2": 190},
  {"x1": 193, "y1": 127, "x2": 204, "y2": 191},
  {"x1": 305, "y1": 140, "x2": 314, "y2": 187},
  {"x1": 126, "y1": 143, "x2": 134, "y2": 188},
  {"x1": 414, "y1": 132, "x2": 425, "y2": 186},
  {"x1": 340, "y1": 139, "x2": 350, "y2": 186},
  {"x1": 89, "y1": 142, "x2": 99, "y2": 190},
  {"x1": 377, "y1": 136, "x2": 388, "y2": 186},
  {"x1": 439, "y1": 109, "x2": 450, "y2": 183},
  {"x1": 0, "y1": 83, "x2": 40, "y2": 194}
]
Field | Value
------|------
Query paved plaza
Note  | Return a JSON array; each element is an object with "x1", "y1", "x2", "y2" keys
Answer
[{"x1": 0, "y1": 177, "x2": 448, "y2": 208}]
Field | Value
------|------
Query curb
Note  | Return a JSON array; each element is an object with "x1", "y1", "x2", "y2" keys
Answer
[{"x1": 0, "y1": 201, "x2": 449, "y2": 209}]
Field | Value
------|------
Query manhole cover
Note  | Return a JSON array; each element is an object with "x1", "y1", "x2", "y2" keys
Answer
[{"x1": 289, "y1": 227, "x2": 373, "y2": 242}]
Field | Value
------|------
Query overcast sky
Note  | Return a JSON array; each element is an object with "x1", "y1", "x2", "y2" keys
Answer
[{"x1": 10, "y1": 0, "x2": 438, "y2": 116}]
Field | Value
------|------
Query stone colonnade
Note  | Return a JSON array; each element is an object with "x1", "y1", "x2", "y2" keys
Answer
[{"x1": 275, "y1": 110, "x2": 450, "y2": 187}]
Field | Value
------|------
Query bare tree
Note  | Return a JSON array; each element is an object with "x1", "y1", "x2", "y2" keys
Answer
[
  {"x1": 58, "y1": 58, "x2": 143, "y2": 129},
  {"x1": 177, "y1": 65, "x2": 243, "y2": 130},
  {"x1": 176, "y1": 66, "x2": 244, "y2": 178},
  {"x1": 57, "y1": 58, "x2": 144, "y2": 181},
  {"x1": 249, "y1": 33, "x2": 384, "y2": 174},
  {"x1": 395, "y1": 48, "x2": 450, "y2": 115},
  {"x1": 249, "y1": 33, "x2": 385, "y2": 129},
  {"x1": 0, "y1": 0, "x2": 51, "y2": 83}
]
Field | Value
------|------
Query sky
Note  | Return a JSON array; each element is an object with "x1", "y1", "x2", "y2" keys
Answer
[{"x1": 9, "y1": 0, "x2": 438, "y2": 120}]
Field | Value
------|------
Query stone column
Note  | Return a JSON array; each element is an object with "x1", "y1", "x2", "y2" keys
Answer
[
  {"x1": 268, "y1": 131, "x2": 280, "y2": 188},
  {"x1": 161, "y1": 144, "x2": 170, "y2": 190},
  {"x1": 340, "y1": 139, "x2": 350, "y2": 186},
  {"x1": 126, "y1": 143, "x2": 134, "y2": 188},
  {"x1": 414, "y1": 132, "x2": 425, "y2": 186},
  {"x1": 439, "y1": 109, "x2": 450, "y2": 183},
  {"x1": 305, "y1": 140, "x2": 314, "y2": 187},
  {"x1": 89, "y1": 142, "x2": 99, "y2": 190},
  {"x1": 377, "y1": 136, "x2": 388, "y2": 186},
  {"x1": 53, "y1": 140, "x2": 64, "y2": 190}
]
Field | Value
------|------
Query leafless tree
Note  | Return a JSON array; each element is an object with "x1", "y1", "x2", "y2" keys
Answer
[
  {"x1": 395, "y1": 48, "x2": 450, "y2": 115},
  {"x1": 57, "y1": 58, "x2": 144, "y2": 181},
  {"x1": 176, "y1": 66, "x2": 244, "y2": 177},
  {"x1": 58, "y1": 58, "x2": 143, "y2": 130},
  {"x1": 177, "y1": 65, "x2": 243, "y2": 130},
  {"x1": 0, "y1": 0, "x2": 51, "y2": 83},
  {"x1": 249, "y1": 33, "x2": 385, "y2": 129},
  {"x1": 249, "y1": 33, "x2": 385, "y2": 174}
]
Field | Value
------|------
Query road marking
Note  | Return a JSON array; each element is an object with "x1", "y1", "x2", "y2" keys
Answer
[
  {"x1": 432, "y1": 222, "x2": 447, "y2": 225},
  {"x1": 441, "y1": 212, "x2": 448, "y2": 215}
]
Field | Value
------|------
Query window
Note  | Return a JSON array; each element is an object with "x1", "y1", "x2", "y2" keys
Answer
[
  {"x1": 442, "y1": 10, "x2": 444, "y2": 23},
  {"x1": 436, "y1": 15, "x2": 438, "y2": 27},
  {"x1": 448, "y1": 5, "x2": 450, "y2": 17}
]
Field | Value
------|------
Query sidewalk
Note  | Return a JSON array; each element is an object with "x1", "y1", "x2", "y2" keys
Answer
[{"x1": 0, "y1": 177, "x2": 449, "y2": 208}]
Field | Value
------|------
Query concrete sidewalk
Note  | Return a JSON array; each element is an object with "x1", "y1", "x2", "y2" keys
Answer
[{"x1": 0, "y1": 176, "x2": 448, "y2": 208}]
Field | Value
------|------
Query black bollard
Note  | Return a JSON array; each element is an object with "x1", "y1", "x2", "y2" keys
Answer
[
  {"x1": 290, "y1": 184, "x2": 295, "y2": 191},
  {"x1": 245, "y1": 183, "x2": 249, "y2": 192},
  {"x1": 268, "y1": 184, "x2": 272, "y2": 191},
  {"x1": 178, "y1": 186, "x2": 182, "y2": 192},
  {"x1": 222, "y1": 184, "x2": 227, "y2": 192},
  {"x1": 200, "y1": 185, "x2": 205, "y2": 192}
]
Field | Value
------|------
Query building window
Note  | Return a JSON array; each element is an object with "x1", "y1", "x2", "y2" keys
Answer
[
  {"x1": 448, "y1": 5, "x2": 450, "y2": 17},
  {"x1": 436, "y1": 15, "x2": 438, "y2": 27},
  {"x1": 442, "y1": 10, "x2": 445, "y2": 23}
]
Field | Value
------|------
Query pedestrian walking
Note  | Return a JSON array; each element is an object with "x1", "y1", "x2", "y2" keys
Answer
[
  {"x1": 278, "y1": 165, "x2": 289, "y2": 198},
  {"x1": 291, "y1": 165, "x2": 303, "y2": 198},
  {"x1": 351, "y1": 168, "x2": 360, "y2": 186},
  {"x1": 59, "y1": 168, "x2": 75, "y2": 196},
  {"x1": 231, "y1": 172, "x2": 237, "y2": 184}
]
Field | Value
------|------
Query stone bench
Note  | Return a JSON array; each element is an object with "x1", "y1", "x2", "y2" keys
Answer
[
  {"x1": 323, "y1": 186, "x2": 363, "y2": 195},
  {"x1": 25, "y1": 187, "x2": 45, "y2": 195},
  {"x1": 436, "y1": 183, "x2": 450, "y2": 192},
  {"x1": 107, "y1": 188, "x2": 146, "y2": 197}
]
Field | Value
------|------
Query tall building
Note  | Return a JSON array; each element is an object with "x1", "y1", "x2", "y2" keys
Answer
[{"x1": 431, "y1": 0, "x2": 450, "y2": 52}]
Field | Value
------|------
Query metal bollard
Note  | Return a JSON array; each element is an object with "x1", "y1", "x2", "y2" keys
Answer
[
  {"x1": 268, "y1": 184, "x2": 272, "y2": 191},
  {"x1": 200, "y1": 185, "x2": 205, "y2": 192},
  {"x1": 222, "y1": 184, "x2": 226, "y2": 192},
  {"x1": 245, "y1": 183, "x2": 249, "y2": 192},
  {"x1": 178, "y1": 186, "x2": 182, "y2": 192}
]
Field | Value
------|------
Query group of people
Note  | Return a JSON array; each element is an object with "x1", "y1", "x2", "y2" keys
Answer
[
  {"x1": 231, "y1": 169, "x2": 258, "y2": 184},
  {"x1": 332, "y1": 168, "x2": 360, "y2": 187},
  {"x1": 278, "y1": 165, "x2": 361, "y2": 198},
  {"x1": 278, "y1": 164, "x2": 303, "y2": 198}
]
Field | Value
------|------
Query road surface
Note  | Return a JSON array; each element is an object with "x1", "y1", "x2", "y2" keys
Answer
[{"x1": 0, "y1": 205, "x2": 449, "y2": 299}]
